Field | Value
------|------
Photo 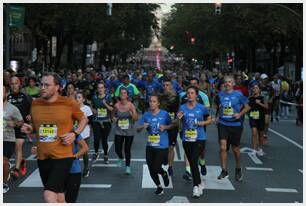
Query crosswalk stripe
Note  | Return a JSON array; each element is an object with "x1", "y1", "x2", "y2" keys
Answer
[
  {"x1": 201, "y1": 166, "x2": 235, "y2": 190},
  {"x1": 142, "y1": 164, "x2": 173, "y2": 188},
  {"x1": 245, "y1": 167, "x2": 273, "y2": 171},
  {"x1": 265, "y1": 188, "x2": 298, "y2": 193},
  {"x1": 92, "y1": 164, "x2": 118, "y2": 167}
]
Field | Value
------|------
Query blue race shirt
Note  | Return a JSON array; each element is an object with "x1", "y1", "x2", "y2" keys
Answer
[
  {"x1": 70, "y1": 135, "x2": 82, "y2": 174},
  {"x1": 143, "y1": 80, "x2": 162, "y2": 102},
  {"x1": 179, "y1": 103, "x2": 209, "y2": 142},
  {"x1": 138, "y1": 109, "x2": 171, "y2": 149},
  {"x1": 218, "y1": 90, "x2": 248, "y2": 127}
]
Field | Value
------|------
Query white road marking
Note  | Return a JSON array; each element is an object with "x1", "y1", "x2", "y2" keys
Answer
[
  {"x1": 166, "y1": 196, "x2": 190, "y2": 203},
  {"x1": 247, "y1": 153, "x2": 263, "y2": 164},
  {"x1": 142, "y1": 164, "x2": 173, "y2": 188},
  {"x1": 19, "y1": 169, "x2": 111, "y2": 188},
  {"x1": 201, "y1": 166, "x2": 235, "y2": 190},
  {"x1": 240, "y1": 147, "x2": 255, "y2": 153},
  {"x1": 245, "y1": 167, "x2": 273, "y2": 171},
  {"x1": 265, "y1": 188, "x2": 298, "y2": 193},
  {"x1": 80, "y1": 184, "x2": 111, "y2": 188},
  {"x1": 9, "y1": 164, "x2": 15, "y2": 169},
  {"x1": 298, "y1": 169, "x2": 303, "y2": 173},
  {"x1": 92, "y1": 164, "x2": 118, "y2": 167},
  {"x1": 268, "y1": 128, "x2": 302, "y2": 149},
  {"x1": 109, "y1": 158, "x2": 146, "y2": 162},
  {"x1": 177, "y1": 138, "x2": 185, "y2": 161}
]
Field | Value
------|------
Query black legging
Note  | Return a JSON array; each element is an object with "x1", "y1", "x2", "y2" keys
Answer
[
  {"x1": 146, "y1": 146, "x2": 168, "y2": 186},
  {"x1": 114, "y1": 135, "x2": 134, "y2": 166},
  {"x1": 92, "y1": 121, "x2": 111, "y2": 155},
  {"x1": 83, "y1": 138, "x2": 90, "y2": 171},
  {"x1": 65, "y1": 173, "x2": 81, "y2": 203},
  {"x1": 183, "y1": 140, "x2": 205, "y2": 186}
]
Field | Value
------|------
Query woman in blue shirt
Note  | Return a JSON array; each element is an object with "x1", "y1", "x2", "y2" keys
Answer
[
  {"x1": 138, "y1": 95, "x2": 173, "y2": 196},
  {"x1": 177, "y1": 86, "x2": 212, "y2": 198}
]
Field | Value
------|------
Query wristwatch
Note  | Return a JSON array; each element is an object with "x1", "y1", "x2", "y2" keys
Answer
[{"x1": 72, "y1": 130, "x2": 79, "y2": 137}]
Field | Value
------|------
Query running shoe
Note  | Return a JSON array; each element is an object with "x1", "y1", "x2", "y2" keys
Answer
[
  {"x1": 11, "y1": 168, "x2": 19, "y2": 179},
  {"x1": 217, "y1": 170, "x2": 229, "y2": 180},
  {"x1": 235, "y1": 168, "x2": 243, "y2": 182},
  {"x1": 183, "y1": 171, "x2": 192, "y2": 182},
  {"x1": 200, "y1": 164, "x2": 207, "y2": 176},
  {"x1": 168, "y1": 166, "x2": 173, "y2": 176},
  {"x1": 117, "y1": 159, "x2": 123, "y2": 167},
  {"x1": 103, "y1": 155, "x2": 109, "y2": 164},
  {"x1": 20, "y1": 159, "x2": 27, "y2": 176},
  {"x1": 92, "y1": 152, "x2": 99, "y2": 162},
  {"x1": 162, "y1": 171, "x2": 169, "y2": 187},
  {"x1": 155, "y1": 186, "x2": 164, "y2": 196},
  {"x1": 257, "y1": 148, "x2": 265, "y2": 156},
  {"x1": 82, "y1": 169, "x2": 90, "y2": 178},
  {"x1": 125, "y1": 166, "x2": 131, "y2": 175},
  {"x1": 3, "y1": 183, "x2": 9, "y2": 194},
  {"x1": 192, "y1": 186, "x2": 201, "y2": 198}
]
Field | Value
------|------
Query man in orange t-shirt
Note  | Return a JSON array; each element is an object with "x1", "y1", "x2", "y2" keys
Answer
[{"x1": 22, "y1": 72, "x2": 88, "y2": 203}]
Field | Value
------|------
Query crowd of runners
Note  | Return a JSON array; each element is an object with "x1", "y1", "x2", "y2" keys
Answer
[{"x1": 3, "y1": 64, "x2": 303, "y2": 202}]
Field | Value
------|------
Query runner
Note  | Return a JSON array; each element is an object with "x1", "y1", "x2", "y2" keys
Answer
[
  {"x1": 216, "y1": 75, "x2": 250, "y2": 182},
  {"x1": 270, "y1": 74, "x2": 281, "y2": 122},
  {"x1": 3, "y1": 85, "x2": 24, "y2": 193},
  {"x1": 159, "y1": 78, "x2": 180, "y2": 176},
  {"x1": 177, "y1": 86, "x2": 212, "y2": 198},
  {"x1": 114, "y1": 74, "x2": 140, "y2": 102},
  {"x1": 137, "y1": 95, "x2": 172, "y2": 195},
  {"x1": 8, "y1": 76, "x2": 32, "y2": 178},
  {"x1": 91, "y1": 81, "x2": 114, "y2": 163},
  {"x1": 248, "y1": 84, "x2": 268, "y2": 156},
  {"x1": 113, "y1": 87, "x2": 138, "y2": 174},
  {"x1": 76, "y1": 91, "x2": 93, "y2": 177},
  {"x1": 21, "y1": 72, "x2": 88, "y2": 203},
  {"x1": 259, "y1": 74, "x2": 274, "y2": 145}
]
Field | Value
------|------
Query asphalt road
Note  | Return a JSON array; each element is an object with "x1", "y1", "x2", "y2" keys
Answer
[{"x1": 3, "y1": 112, "x2": 303, "y2": 203}]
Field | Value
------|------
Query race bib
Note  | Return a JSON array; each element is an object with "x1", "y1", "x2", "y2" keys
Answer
[
  {"x1": 185, "y1": 129, "x2": 197, "y2": 142},
  {"x1": 223, "y1": 107, "x2": 234, "y2": 117},
  {"x1": 39, "y1": 124, "x2": 57, "y2": 142},
  {"x1": 148, "y1": 134, "x2": 160, "y2": 146},
  {"x1": 97, "y1": 108, "x2": 107, "y2": 118},
  {"x1": 118, "y1": 119, "x2": 129, "y2": 130},
  {"x1": 250, "y1": 110, "x2": 260, "y2": 120},
  {"x1": 169, "y1": 112, "x2": 175, "y2": 121}
]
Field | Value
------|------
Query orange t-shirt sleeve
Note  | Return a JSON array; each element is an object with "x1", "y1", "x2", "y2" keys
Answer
[{"x1": 71, "y1": 100, "x2": 85, "y2": 122}]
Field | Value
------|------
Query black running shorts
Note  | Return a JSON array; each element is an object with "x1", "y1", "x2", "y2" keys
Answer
[
  {"x1": 168, "y1": 128, "x2": 178, "y2": 146},
  {"x1": 218, "y1": 123, "x2": 243, "y2": 147},
  {"x1": 4, "y1": 141, "x2": 15, "y2": 159},
  {"x1": 249, "y1": 119, "x2": 265, "y2": 131},
  {"x1": 37, "y1": 158, "x2": 74, "y2": 193}
]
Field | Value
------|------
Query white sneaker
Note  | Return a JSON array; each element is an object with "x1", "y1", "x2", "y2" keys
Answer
[
  {"x1": 251, "y1": 149, "x2": 257, "y2": 156},
  {"x1": 199, "y1": 182, "x2": 205, "y2": 196},
  {"x1": 257, "y1": 148, "x2": 264, "y2": 156},
  {"x1": 193, "y1": 186, "x2": 201, "y2": 198}
]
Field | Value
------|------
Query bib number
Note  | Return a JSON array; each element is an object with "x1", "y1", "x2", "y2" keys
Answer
[
  {"x1": 250, "y1": 110, "x2": 260, "y2": 119},
  {"x1": 223, "y1": 107, "x2": 234, "y2": 117},
  {"x1": 39, "y1": 124, "x2": 57, "y2": 142},
  {"x1": 97, "y1": 108, "x2": 107, "y2": 118},
  {"x1": 118, "y1": 119, "x2": 129, "y2": 130},
  {"x1": 185, "y1": 129, "x2": 197, "y2": 142},
  {"x1": 148, "y1": 134, "x2": 160, "y2": 146}
]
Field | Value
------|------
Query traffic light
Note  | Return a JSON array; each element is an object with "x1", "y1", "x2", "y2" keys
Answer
[{"x1": 215, "y1": 3, "x2": 221, "y2": 15}]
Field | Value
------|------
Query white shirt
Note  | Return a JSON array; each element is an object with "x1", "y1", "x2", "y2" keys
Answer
[{"x1": 80, "y1": 105, "x2": 93, "y2": 139}]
